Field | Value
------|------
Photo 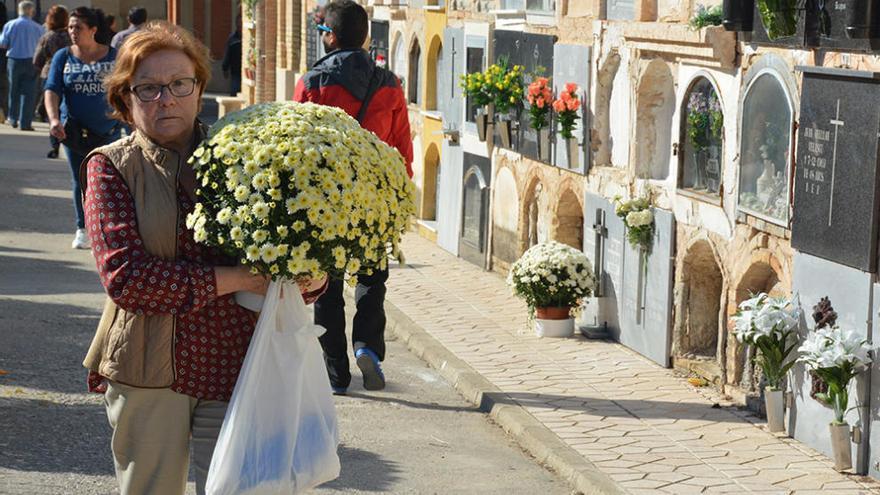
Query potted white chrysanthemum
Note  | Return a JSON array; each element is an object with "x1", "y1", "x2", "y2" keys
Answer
[
  {"x1": 731, "y1": 293, "x2": 799, "y2": 433},
  {"x1": 798, "y1": 326, "x2": 872, "y2": 471},
  {"x1": 507, "y1": 241, "x2": 595, "y2": 338}
]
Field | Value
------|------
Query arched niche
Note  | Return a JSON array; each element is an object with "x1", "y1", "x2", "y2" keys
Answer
[
  {"x1": 391, "y1": 32, "x2": 406, "y2": 80},
  {"x1": 492, "y1": 167, "x2": 520, "y2": 264},
  {"x1": 737, "y1": 59, "x2": 796, "y2": 224},
  {"x1": 426, "y1": 36, "x2": 442, "y2": 111},
  {"x1": 554, "y1": 188, "x2": 584, "y2": 250},
  {"x1": 679, "y1": 75, "x2": 724, "y2": 196},
  {"x1": 677, "y1": 240, "x2": 724, "y2": 359},
  {"x1": 732, "y1": 261, "x2": 786, "y2": 389},
  {"x1": 408, "y1": 37, "x2": 422, "y2": 105},
  {"x1": 521, "y1": 177, "x2": 551, "y2": 250},
  {"x1": 422, "y1": 143, "x2": 441, "y2": 220},
  {"x1": 594, "y1": 51, "x2": 621, "y2": 167},
  {"x1": 635, "y1": 59, "x2": 675, "y2": 180}
]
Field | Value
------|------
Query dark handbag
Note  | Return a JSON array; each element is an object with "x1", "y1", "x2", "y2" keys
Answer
[{"x1": 62, "y1": 119, "x2": 117, "y2": 156}]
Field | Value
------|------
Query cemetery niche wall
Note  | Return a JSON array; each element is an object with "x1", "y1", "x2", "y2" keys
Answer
[
  {"x1": 491, "y1": 30, "x2": 557, "y2": 161},
  {"x1": 790, "y1": 66, "x2": 880, "y2": 273}
]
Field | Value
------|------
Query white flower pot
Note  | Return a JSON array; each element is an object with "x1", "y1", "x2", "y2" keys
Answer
[
  {"x1": 830, "y1": 423, "x2": 852, "y2": 472},
  {"x1": 535, "y1": 317, "x2": 574, "y2": 338},
  {"x1": 235, "y1": 290, "x2": 265, "y2": 312},
  {"x1": 764, "y1": 387, "x2": 785, "y2": 433}
]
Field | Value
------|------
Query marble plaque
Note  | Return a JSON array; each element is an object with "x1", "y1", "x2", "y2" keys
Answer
[
  {"x1": 459, "y1": 153, "x2": 492, "y2": 268},
  {"x1": 437, "y1": 141, "x2": 464, "y2": 255},
  {"x1": 606, "y1": 0, "x2": 635, "y2": 21},
  {"x1": 442, "y1": 28, "x2": 465, "y2": 131},
  {"x1": 583, "y1": 192, "x2": 675, "y2": 367},
  {"x1": 791, "y1": 67, "x2": 880, "y2": 272},
  {"x1": 552, "y1": 44, "x2": 591, "y2": 174}
]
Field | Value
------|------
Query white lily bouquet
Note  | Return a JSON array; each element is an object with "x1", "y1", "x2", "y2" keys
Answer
[
  {"x1": 507, "y1": 241, "x2": 596, "y2": 318},
  {"x1": 798, "y1": 326, "x2": 872, "y2": 424},
  {"x1": 613, "y1": 196, "x2": 654, "y2": 251},
  {"x1": 186, "y1": 101, "x2": 416, "y2": 284},
  {"x1": 731, "y1": 293, "x2": 800, "y2": 391}
]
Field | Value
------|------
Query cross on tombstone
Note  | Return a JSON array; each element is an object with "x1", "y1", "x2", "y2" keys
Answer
[
  {"x1": 592, "y1": 209, "x2": 607, "y2": 297},
  {"x1": 450, "y1": 39, "x2": 457, "y2": 99},
  {"x1": 828, "y1": 99, "x2": 844, "y2": 226}
]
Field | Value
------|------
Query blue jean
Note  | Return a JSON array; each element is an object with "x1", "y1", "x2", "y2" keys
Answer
[
  {"x1": 63, "y1": 127, "x2": 121, "y2": 229},
  {"x1": 7, "y1": 57, "x2": 37, "y2": 128}
]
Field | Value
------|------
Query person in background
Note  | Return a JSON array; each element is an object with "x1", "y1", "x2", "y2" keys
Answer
[
  {"x1": 33, "y1": 4, "x2": 69, "y2": 158},
  {"x1": 110, "y1": 6, "x2": 146, "y2": 50},
  {"x1": 0, "y1": 5, "x2": 9, "y2": 121},
  {"x1": 81, "y1": 24, "x2": 325, "y2": 494},
  {"x1": 293, "y1": 0, "x2": 412, "y2": 395},
  {"x1": 45, "y1": 6, "x2": 120, "y2": 249},
  {"x1": 0, "y1": 1, "x2": 44, "y2": 130},
  {"x1": 106, "y1": 14, "x2": 117, "y2": 39},
  {"x1": 220, "y1": 15, "x2": 241, "y2": 96}
]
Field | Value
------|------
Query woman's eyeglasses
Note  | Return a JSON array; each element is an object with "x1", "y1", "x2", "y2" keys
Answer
[{"x1": 130, "y1": 77, "x2": 198, "y2": 102}]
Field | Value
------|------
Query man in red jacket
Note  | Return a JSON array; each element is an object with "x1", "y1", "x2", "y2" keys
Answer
[{"x1": 293, "y1": 0, "x2": 413, "y2": 395}]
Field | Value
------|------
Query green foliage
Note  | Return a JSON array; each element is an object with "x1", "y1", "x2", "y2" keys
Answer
[
  {"x1": 757, "y1": 0, "x2": 799, "y2": 40},
  {"x1": 689, "y1": 5, "x2": 724, "y2": 30},
  {"x1": 752, "y1": 328, "x2": 799, "y2": 390}
]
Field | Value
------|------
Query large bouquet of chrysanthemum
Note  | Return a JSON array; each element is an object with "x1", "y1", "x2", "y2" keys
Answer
[
  {"x1": 507, "y1": 241, "x2": 595, "y2": 316},
  {"x1": 186, "y1": 101, "x2": 416, "y2": 282}
]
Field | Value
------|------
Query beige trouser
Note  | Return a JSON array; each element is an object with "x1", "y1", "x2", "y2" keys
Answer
[{"x1": 104, "y1": 381, "x2": 228, "y2": 495}]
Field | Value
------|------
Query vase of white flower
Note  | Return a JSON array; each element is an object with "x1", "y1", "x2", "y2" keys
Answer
[
  {"x1": 732, "y1": 293, "x2": 800, "y2": 434},
  {"x1": 829, "y1": 423, "x2": 853, "y2": 471},
  {"x1": 508, "y1": 241, "x2": 596, "y2": 338},
  {"x1": 798, "y1": 324, "x2": 872, "y2": 471},
  {"x1": 614, "y1": 197, "x2": 655, "y2": 251},
  {"x1": 764, "y1": 387, "x2": 785, "y2": 433}
]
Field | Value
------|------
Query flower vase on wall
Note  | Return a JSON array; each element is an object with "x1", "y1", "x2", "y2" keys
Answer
[
  {"x1": 567, "y1": 138, "x2": 580, "y2": 169},
  {"x1": 497, "y1": 118, "x2": 513, "y2": 149},
  {"x1": 476, "y1": 107, "x2": 490, "y2": 142},
  {"x1": 538, "y1": 128, "x2": 551, "y2": 162},
  {"x1": 829, "y1": 423, "x2": 852, "y2": 471}
]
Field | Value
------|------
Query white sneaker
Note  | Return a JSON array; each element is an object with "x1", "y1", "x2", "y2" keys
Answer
[{"x1": 72, "y1": 228, "x2": 90, "y2": 249}]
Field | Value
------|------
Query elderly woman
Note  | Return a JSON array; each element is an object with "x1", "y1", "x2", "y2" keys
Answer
[{"x1": 80, "y1": 22, "x2": 325, "y2": 495}]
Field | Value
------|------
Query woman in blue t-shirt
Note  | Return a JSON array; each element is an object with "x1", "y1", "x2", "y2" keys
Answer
[{"x1": 44, "y1": 7, "x2": 121, "y2": 250}]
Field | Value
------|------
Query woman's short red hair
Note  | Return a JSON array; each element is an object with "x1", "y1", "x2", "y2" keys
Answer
[{"x1": 105, "y1": 21, "x2": 212, "y2": 124}]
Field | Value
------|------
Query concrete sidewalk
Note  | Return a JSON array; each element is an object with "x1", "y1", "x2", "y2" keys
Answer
[{"x1": 382, "y1": 234, "x2": 880, "y2": 495}]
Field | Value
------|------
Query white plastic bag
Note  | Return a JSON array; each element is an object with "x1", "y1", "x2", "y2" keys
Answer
[{"x1": 206, "y1": 281, "x2": 341, "y2": 495}]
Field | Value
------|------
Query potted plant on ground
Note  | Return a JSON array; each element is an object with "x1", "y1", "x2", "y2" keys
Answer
[
  {"x1": 507, "y1": 241, "x2": 596, "y2": 338},
  {"x1": 554, "y1": 83, "x2": 582, "y2": 168},
  {"x1": 527, "y1": 77, "x2": 553, "y2": 162},
  {"x1": 460, "y1": 70, "x2": 493, "y2": 141},
  {"x1": 484, "y1": 58, "x2": 524, "y2": 149},
  {"x1": 731, "y1": 293, "x2": 799, "y2": 433},
  {"x1": 798, "y1": 325, "x2": 872, "y2": 471}
]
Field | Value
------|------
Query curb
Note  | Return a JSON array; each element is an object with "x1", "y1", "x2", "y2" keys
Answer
[{"x1": 379, "y1": 294, "x2": 626, "y2": 495}]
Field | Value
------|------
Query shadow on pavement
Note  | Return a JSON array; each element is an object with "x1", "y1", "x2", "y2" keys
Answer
[
  {"x1": 483, "y1": 391, "x2": 747, "y2": 423},
  {"x1": 317, "y1": 444, "x2": 403, "y2": 492},
  {"x1": 0, "y1": 396, "x2": 113, "y2": 477},
  {"x1": 344, "y1": 391, "x2": 481, "y2": 414},
  {"x1": 0, "y1": 254, "x2": 103, "y2": 296},
  {"x1": 0, "y1": 298, "x2": 101, "y2": 395}
]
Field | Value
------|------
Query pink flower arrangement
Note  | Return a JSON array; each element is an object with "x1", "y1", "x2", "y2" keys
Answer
[
  {"x1": 554, "y1": 83, "x2": 581, "y2": 139},
  {"x1": 527, "y1": 77, "x2": 553, "y2": 130}
]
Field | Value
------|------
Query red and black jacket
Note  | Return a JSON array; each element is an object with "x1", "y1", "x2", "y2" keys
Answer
[{"x1": 293, "y1": 48, "x2": 413, "y2": 178}]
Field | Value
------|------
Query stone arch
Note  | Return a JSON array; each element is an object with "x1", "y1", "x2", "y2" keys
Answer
[
  {"x1": 520, "y1": 175, "x2": 551, "y2": 251},
  {"x1": 391, "y1": 31, "x2": 406, "y2": 79},
  {"x1": 408, "y1": 36, "x2": 422, "y2": 105},
  {"x1": 676, "y1": 239, "x2": 725, "y2": 362},
  {"x1": 678, "y1": 73, "x2": 725, "y2": 195},
  {"x1": 635, "y1": 58, "x2": 675, "y2": 180},
  {"x1": 553, "y1": 187, "x2": 584, "y2": 250},
  {"x1": 730, "y1": 259, "x2": 786, "y2": 388},
  {"x1": 426, "y1": 35, "x2": 442, "y2": 111},
  {"x1": 492, "y1": 166, "x2": 520, "y2": 264},
  {"x1": 594, "y1": 50, "x2": 621, "y2": 167},
  {"x1": 421, "y1": 143, "x2": 441, "y2": 220}
]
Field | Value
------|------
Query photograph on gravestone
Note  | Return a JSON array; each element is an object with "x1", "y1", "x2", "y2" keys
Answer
[
  {"x1": 518, "y1": 33, "x2": 556, "y2": 162},
  {"x1": 791, "y1": 67, "x2": 880, "y2": 272},
  {"x1": 459, "y1": 153, "x2": 492, "y2": 268},
  {"x1": 370, "y1": 20, "x2": 390, "y2": 63},
  {"x1": 492, "y1": 30, "x2": 523, "y2": 151},
  {"x1": 552, "y1": 44, "x2": 591, "y2": 174}
]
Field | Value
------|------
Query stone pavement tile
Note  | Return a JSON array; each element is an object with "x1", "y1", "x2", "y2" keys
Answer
[
  {"x1": 646, "y1": 471, "x2": 695, "y2": 484},
  {"x1": 620, "y1": 478, "x2": 672, "y2": 490},
  {"x1": 609, "y1": 472, "x2": 647, "y2": 482}
]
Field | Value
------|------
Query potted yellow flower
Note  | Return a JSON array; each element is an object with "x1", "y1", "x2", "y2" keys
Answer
[{"x1": 459, "y1": 71, "x2": 493, "y2": 141}]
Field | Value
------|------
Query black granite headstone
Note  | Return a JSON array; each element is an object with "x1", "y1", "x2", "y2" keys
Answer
[
  {"x1": 791, "y1": 67, "x2": 880, "y2": 272},
  {"x1": 810, "y1": 0, "x2": 880, "y2": 51},
  {"x1": 370, "y1": 20, "x2": 389, "y2": 61},
  {"x1": 518, "y1": 33, "x2": 556, "y2": 162},
  {"x1": 465, "y1": 45, "x2": 485, "y2": 124},
  {"x1": 491, "y1": 30, "x2": 523, "y2": 151}
]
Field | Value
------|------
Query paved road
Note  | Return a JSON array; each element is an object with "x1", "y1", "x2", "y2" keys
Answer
[{"x1": 0, "y1": 122, "x2": 570, "y2": 494}]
